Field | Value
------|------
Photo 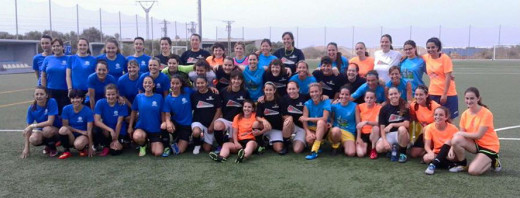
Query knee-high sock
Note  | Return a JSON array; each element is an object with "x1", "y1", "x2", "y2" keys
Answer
[
  {"x1": 60, "y1": 134, "x2": 71, "y2": 150},
  {"x1": 214, "y1": 130, "x2": 224, "y2": 147},
  {"x1": 255, "y1": 135, "x2": 265, "y2": 147},
  {"x1": 311, "y1": 140, "x2": 322, "y2": 153},
  {"x1": 433, "y1": 144, "x2": 450, "y2": 166},
  {"x1": 161, "y1": 130, "x2": 170, "y2": 148}
]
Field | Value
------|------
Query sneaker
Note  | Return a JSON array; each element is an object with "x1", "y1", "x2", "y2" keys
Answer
[
  {"x1": 48, "y1": 149, "x2": 58, "y2": 157},
  {"x1": 42, "y1": 146, "x2": 49, "y2": 155},
  {"x1": 79, "y1": 150, "x2": 88, "y2": 157},
  {"x1": 99, "y1": 147, "x2": 110, "y2": 157},
  {"x1": 193, "y1": 145, "x2": 201, "y2": 155},
  {"x1": 138, "y1": 145, "x2": 147, "y2": 157},
  {"x1": 494, "y1": 159, "x2": 502, "y2": 172},
  {"x1": 449, "y1": 165, "x2": 468, "y2": 173},
  {"x1": 209, "y1": 152, "x2": 221, "y2": 162},
  {"x1": 235, "y1": 149, "x2": 245, "y2": 163},
  {"x1": 170, "y1": 143, "x2": 180, "y2": 155},
  {"x1": 305, "y1": 152, "x2": 318, "y2": 160},
  {"x1": 279, "y1": 147, "x2": 288, "y2": 155},
  {"x1": 425, "y1": 163, "x2": 436, "y2": 175},
  {"x1": 257, "y1": 146, "x2": 266, "y2": 155},
  {"x1": 398, "y1": 153, "x2": 407, "y2": 163},
  {"x1": 162, "y1": 147, "x2": 171, "y2": 157},
  {"x1": 58, "y1": 151, "x2": 72, "y2": 159},
  {"x1": 369, "y1": 149, "x2": 378, "y2": 159}
]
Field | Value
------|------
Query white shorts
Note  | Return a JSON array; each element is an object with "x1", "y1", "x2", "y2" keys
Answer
[
  {"x1": 265, "y1": 129, "x2": 283, "y2": 143},
  {"x1": 292, "y1": 126, "x2": 306, "y2": 146},
  {"x1": 191, "y1": 122, "x2": 213, "y2": 145},
  {"x1": 215, "y1": 118, "x2": 233, "y2": 137},
  {"x1": 377, "y1": 131, "x2": 399, "y2": 145}
]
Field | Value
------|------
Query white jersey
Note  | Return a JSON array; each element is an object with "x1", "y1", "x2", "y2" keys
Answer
[{"x1": 373, "y1": 50, "x2": 402, "y2": 82}]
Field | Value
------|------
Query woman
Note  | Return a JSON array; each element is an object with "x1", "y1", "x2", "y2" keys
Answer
[
  {"x1": 301, "y1": 83, "x2": 331, "y2": 160},
  {"x1": 258, "y1": 39, "x2": 277, "y2": 67},
  {"x1": 118, "y1": 60, "x2": 141, "y2": 108},
  {"x1": 127, "y1": 37, "x2": 151, "y2": 73},
  {"x1": 233, "y1": 42, "x2": 249, "y2": 66},
  {"x1": 351, "y1": 70, "x2": 385, "y2": 104},
  {"x1": 57, "y1": 89, "x2": 95, "y2": 159},
  {"x1": 209, "y1": 100, "x2": 258, "y2": 163},
  {"x1": 88, "y1": 60, "x2": 117, "y2": 110},
  {"x1": 188, "y1": 59, "x2": 217, "y2": 89},
  {"x1": 254, "y1": 82, "x2": 288, "y2": 154},
  {"x1": 21, "y1": 87, "x2": 60, "y2": 158},
  {"x1": 155, "y1": 37, "x2": 173, "y2": 67},
  {"x1": 161, "y1": 54, "x2": 190, "y2": 84},
  {"x1": 447, "y1": 87, "x2": 501, "y2": 175},
  {"x1": 356, "y1": 90, "x2": 382, "y2": 159},
  {"x1": 161, "y1": 75, "x2": 194, "y2": 156},
  {"x1": 181, "y1": 33, "x2": 211, "y2": 65},
  {"x1": 317, "y1": 42, "x2": 348, "y2": 75},
  {"x1": 214, "y1": 57, "x2": 238, "y2": 91},
  {"x1": 400, "y1": 40, "x2": 426, "y2": 93},
  {"x1": 312, "y1": 56, "x2": 343, "y2": 99},
  {"x1": 262, "y1": 59, "x2": 289, "y2": 96},
  {"x1": 34, "y1": 35, "x2": 53, "y2": 85},
  {"x1": 423, "y1": 106, "x2": 458, "y2": 175},
  {"x1": 66, "y1": 38, "x2": 96, "y2": 96},
  {"x1": 137, "y1": 58, "x2": 171, "y2": 96},
  {"x1": 243, "y1": 53, "x2": 265, "y2": 101},
  {"x1": 206, "y1": 43, "x2": 226, "y2": 67},
  {"x1": 349, "y1": 42, "x2": 374, "y2": 78},
  {"x1": 374, "y1": 34, "x2": 402, "y2": 82},
  {"x1": 376, "y1": 87, "x2": 410, "y2": 163},
  {"x1": 273, "y1": 32, "x2": 305, "y2": 73},
  {"x1": 423, "y1": 37, "x2": 458, "y2": 119},
  {"x1": 409, "y1": 85, "x2": 441, "y2": 159},
  {"x1": 96, "y1": 38, "x2": 127, "y2": 79},
  {"x1": 94, "y1": 84, "x2": 128, "y2": 156},
  {"x1": 41, "y1": 38, "x2": 70, "y2": 113},
  {"x1": 385, "y1": 66, "x2": 412, "y2": 102},
  {"x1": 191, "y1": 76, "x2": 222, "y2": 155},
  {"x1": 282, "y1": 81, "x2": 309, "y2": 153},
  {"x1": 128, "y1": 76, "x2": 164, "y2": 157},
  {"x1": 289, "y1": 61, "x2": 317, "y2": 95},
  {"x1": 329, "y1": 86, "x2": 359, "y2": 157},
  {"x1": 345, "y1": 63, "x2": 367, "y2": 104}
]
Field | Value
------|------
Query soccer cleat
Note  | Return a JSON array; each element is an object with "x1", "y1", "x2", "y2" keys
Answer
[
  {"x1": 79, "y1": 150, "x2": 88, "y2": 157},
  {"x1": 398, "y1": 153, "x2": 408, "y2": 163},
  {"x1": 162, "y1": 147, "x2": 171, "y2": 157},
  {"x1": 48, "y1": 149, "x2": 58, "y2": 157},
  {"x1": 42, "y1": 146, "x2": 49, "y2": 155},
  {"x1": 494, "y1": 159, "x2": 502, "y2": 172},
  {"x1": 449, "y1": 165, "x2": 468, "y2": 173},
  {"x1": 425, "y1": 163, "x2": 436, "y2": 175},
  {"x1": 279, "y1": 147, "x2": 288, "y2": 155},
  {"x1": 193, "y1": 145, "x2": 201, "y2": 155},
  {"x1": 235, "y1": 149, "x2": 245, "y2": 163},
  {"x1": 257, "y1": 146, "x2": 266, "y2": 155},
  {"x1": 170, "y1": 143, "x2": 180, "y2": 155},
  {"x1": 58, "y1": 151, "x2": 72, "y2": 159},
  {"x1": 370, "y1": 149, "x2": 378, "y2": 159},
  {"x1": 209, "y1": 152, "x2": 224, "y2": 162},
  {"x1": 305, "y1": 152, "x2": 318, "y2": 160},
  {"x1": 138, "y1": 145, "x2": 147, "y2": 157},
  {"x1": 99, "y1": 147, "x2": 110, "y2": 157}
]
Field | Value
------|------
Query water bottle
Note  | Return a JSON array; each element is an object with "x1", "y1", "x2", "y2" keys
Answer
[{"x1": 391, "y1": 144, "x2": 398, "y2": 162}]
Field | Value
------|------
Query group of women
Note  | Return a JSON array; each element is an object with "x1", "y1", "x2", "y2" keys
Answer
[{"x1": 24, "y1": 32, "x2": 501, "y2": 176}]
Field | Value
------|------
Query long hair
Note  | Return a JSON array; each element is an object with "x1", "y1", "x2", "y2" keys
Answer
[
  {"x1": 78, "y1": 38, "x2": 92, "y2": 55},
  {"x1": 211, "y1": 42, "x2": 226, "y2": 61},
  {"x1": 465, "y1": 87, "x2": 488, "y2": 109},
  {"x1": 381, "y1": 34, "x2": 394, "y2": 50},
  {"x1": 267, "y1": 59, "x2": 286, "y2": 76},
  {"x1": 414, "y1": 85, "x2": 433, "y2": 111},
  {"x1": 388, "y1": 87, "x2": 408, "y2": 116},
  {"x1": 435, "y1": 106, "x2": 452, "y2": 124},
  {"x1": 238, "y1": 99, "x2": 256, "y2": 120},
  {"x1": 170, "y1": 74, "x2": 188, "y2": 94},
  {"x1": 31, "y1": 86, "x2": 49, "y2": 111},
  {"x1": 356, "y1": 42, "x2": 369, "y2": 57},
  {"x1": 226, "y1": 70, "x2": 246, "y2": 93},
  {"x1": 400, "y1": 40, "x2": 419, "y2": 64},
  {"x1": 327, "y1": 42, "x2": 343, "y2": 70},
  {"x1": 102, "y1": 38, "x2": 121, "y2": 54}
]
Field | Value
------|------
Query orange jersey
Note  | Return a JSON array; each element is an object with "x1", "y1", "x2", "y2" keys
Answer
[
  {"x1": 350, "y1": 56, "x2": 375, "y2": 78},
  {"x1": 459, "y1": 107, "x2": 500, "y2": 153},
  {"x1": 422, "y1": 54, "x2": 457, "y2": 96},
  {"x1": 424, "y1": 123, "x2": 458, "y2": 153},
  {"x1": 410, "y1": 100, "x2": 441, "y2": 125},
  {"x1": 232, "y1": 113, "x2": 256, "y2": 141},
  {"x1": 206, "y1": 56, "x2": 224, "y2": 67},
  {"x1": 357, "y1": 103, "x2": 382, "y2": 134}
]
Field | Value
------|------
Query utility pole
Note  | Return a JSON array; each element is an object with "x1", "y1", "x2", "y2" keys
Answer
[
  {"x1": 160, "y1": 19, "x2": 170, "y2": 37},
  {"x1": 189, "y1": 22, "x2": 197, "y2": 34},
  {"x1": 76, "y1": 4, "x2": 80, "y2": 39},
  {"x1": 136, "y1": 14, "x2": 139, "y2": 36},
  {"x1": 99, "y1": 8, "x2": 103, "y2": 42},
  {"x1": 223, "y1": 20, "x2": 234, "y2": 55},
  {"x1": 197, "y1": 0, "x2": 202, "y2": 38},
  {"x1": 15, "y1": 0, "x2": 19, "y2": 39},
  {"x1": 48, "y1": 0, "x2": 52, "y2": 37},
  {"x1": 137, "y1": 0, "x2": 157, "y2": 40},
  {"x1": 119, "y1": 12, "x2": 122, "y2": 40}
]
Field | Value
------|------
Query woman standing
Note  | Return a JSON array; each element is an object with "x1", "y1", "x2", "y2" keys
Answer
[
  {"x1": 385, "y1": 66, "x2": 412, "y2": 102},
  {"x1": 155, "y1": 37, "x2": 173, "y2": 67},
  {"x1": 233, "y1": 42, "x2": 249, "y2": 67},
  {"x1": 349, "y1": 42, "x2": 374, "y2": 78},
  {"x1": 66, "y1": 38, "x2": 96, "y2": 96},
  {"x1": 273, "y1": 32, "x2": 305, "y2": 73},
  {"x1": 96, "y1": 38, "x2": 127, "y2": 79},
  {"x1": 33, "y1": 35, "x2": 53, "y2": 85},
  {"x1": 258, "y1": 39, "x2": 277, "y2": 68},
  {"x1": 137, "y1": 58, "x2": 171, "y2": 96},
  {"x1": 41, "y1": 38, "x2": 70, "y2": 113},
  {"x1": 312, "y1": 56, "x2": 343, "y2": 99},
  {"x1": 118, "y1": 60, "x2": 141, "y2": 107},
  {"x1": 206, "y1": 43, "x2": 226, "y2": 67},
  {"x1": 400, "y1": 40, "x2": 426, "y2": 93},
  {"x1": 243, "y1": 53, "x2": 265, "y2": 101},
  {"x1": 289, "y1": 61, "x2": 317, "y2": 95},
  {"x1": 127, "y1": 37, "x2": 151, "y2": 73},
  {"x1": 181, "y1": 34, "x2": 211, "y2": 65},
  {"x1": 87, "y1": 61, "x2": 117, "y2": 110},
  {"x1": 374, "y1": 34, "x2": 402, "y2": 82},
  {"x1": 317, "y1": 42, "x2": 348, "y2": 74}
]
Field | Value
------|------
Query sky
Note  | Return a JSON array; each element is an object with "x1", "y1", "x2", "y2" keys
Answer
[{"x1": 1, "y1": 0, "x2": 519, "y2": 48}]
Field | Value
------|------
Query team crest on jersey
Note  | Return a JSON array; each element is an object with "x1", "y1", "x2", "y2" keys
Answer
[
  {"x1": 207, "y1": 96, "x2": 214, "y2": 101},
  {"x1": 377, "y1": 60, "x2": 388, "y2": 65},
  {"x1": 280, "y1": 77, "x2": 287, "y2": 81},
  {"x1": 320, "y1": 81, "x2": 333, "y2": 90},
  {"x1": 289, "y1": 55, "x2": 297, "y2": 59},
  {"x1": 61, "y1": 60, "x2": 67, "y2": 65},
  {"x1": 141, "y1": 61, "x2": 146, "y2": 66},
  {"x1": 287, "y1": 105, "x2": 303, "y2": 114},
  {"x1": 77, "y1": 116, "x2": 83, "y2": 123},
  {"x1": 388, "y1": 113, "x2": 403, "y2": 122},
  {"x1": 116, "y1": 63, "x2": 121, "y2": 69},
  {"x1": 187, "y1": 57, "x2": 196, "y2": 64},
  {"x1": 44, "y1": 109, "x2": 48, "y2": 115},
  {"x1": 237, "y1": 96, "x2": 245, "y2": 101},
  {"x1": 156, "y1": 83, "x2": 162, "y2": 89},
  {"x1": 273, "y1": 82, "x2": 286, "y2": 88},
  {"x1": 85, "y1": 61, "x2": 90, "y2": 66},
  {"x1": 197, "y1": 101, "x2": 214, "y2": 108},
  {"x1": 181, "y1": 98, "x2": 188, "y2": 104},
  {"x1": 272, "y1": 104, "x2": 279, "y2": 109},
  {"x1": 226, "y1": 100, "x2": 242, "y2": 107},
  {"x1": 336, "y1": 116, "x2": 349, "y2": 128},
  {"x1": 327, "y1": 80, "x2": 335, "y2": 86},
  {"x1": 297, "y1": 102, "x2": 303, "y2": 106},
  {"x1": 219, "y1": 78, "x2": 230, "y2": 85},
  {"x1": 113, "y1": 110, "x2": 119, "y2": 116},
  {"x1": 152, "y1": 101, "x2": 158, "y2": 107},
  {"x1": 263, "y1": 108, "x2": 279, "y2": 116}
]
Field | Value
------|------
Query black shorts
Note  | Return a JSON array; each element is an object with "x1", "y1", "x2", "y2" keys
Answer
[
  {"x1": 412, "y1": 133, "x2": 424, "y2": 148},
  {"x1": 475, "y1": 144, "x2": 499, "y2": 168},
  {"x1": 47, "y1": 88, "x2": 70, "y2": 114},
  {"x1": 360, "y1": 133, "x2": 370, "y2": 143},
  {"x1": 239, "y1": 139, "x2": 254, "y2": 148},
  {"x1": 147, "y1": 132, "x2": 162, "y2": 143},
  {"x1": 172, "y1": 122, "x2": 192, "y2": 142}
]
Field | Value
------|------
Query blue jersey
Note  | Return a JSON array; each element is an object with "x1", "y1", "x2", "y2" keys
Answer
[
  {"x1": 87, "y1": 73, "x2": 117, "y2": 102},
  {"x1": 289, "y1": 74, "x2": 317, "y2": 95},
  {"x1": 62, "y1": 104, "x2": 94, "y2": 131},
  {"x1": 243, "y1": 66, "x2": 265, "y2": 101},
  {"x1": 386, "y1": 78, "x2": 409, "y2": 101},
  {"x1": 162, "y1": 92, "x2": 193, "y2": 126},
  {"x1": 318, "y1": 56, "x2": 349, "y2": 74},
  {"x1": 118, "y1": 73, "x2": 140, "y2": 105},
  {"x1": 26, "y1": 98, "x2": 60, "y2": 127},
  {"x1": 96, "y1": 54, "x2": 127, "y2": 79},
  {"x1": 351, "y1": 83, "x2": 386, "y2": 103},
  {"x1": 127, "y1": 54, "x2": 151, "y2": 73},
  {"x1": 33, "y1": 53, "x2": 47, "y2": 85},
  {"x1": 258, "y1": 54, "x2": 278, "y2": 67},
  {"x1": 94, "y1": 99, "x2": 129, "y2": 135},
  {"x1": 331, "y1": 102, "x2": 357, "y2": 134},
  {"x1": 304, "y1": 99, "x2": 331, "y2": 127},
  {"x1": 42, "y1": 55, "x2": 69, "y2": 90},
  {"x1": 68, "y1": 55, "x2": 96, "y2": 91},
  {"x1": 131, "y1": 93, "x2": 163, "y2": 133},
  {"x1": 400, "y1": 57, "x2": 426, "y2": 93},
  {"x1": 137, "y1": 72, "x2": 171, "y2": 94}
]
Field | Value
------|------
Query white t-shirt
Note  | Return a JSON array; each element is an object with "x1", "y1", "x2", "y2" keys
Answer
[{"x1": 373, "y1": 50, "x2": 402, "y2": 82}]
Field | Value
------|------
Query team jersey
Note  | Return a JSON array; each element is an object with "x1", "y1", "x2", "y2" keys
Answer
[
  {"x1": 257, "y1": 98, "x2": 286, "y2": 130},
  {"x1": 154, "y1": 54, "x2": 169, "y2": 67},
  {"x1": 87, "y1": 73, "x2": 117, "y2": 102},
  {"x1": 191, "y1": 90, "x2": 221, "y2": 127},
  {"x1": 262, "y1": 72, "x2": 290, "y2": 96},
  {"x1": 127, "y1": 54, "x2": 151, "y2": 73},
  {"x1": 318, "y1": 56, "x2": 349, "y2": 74},
  {"x1": 131, "y1": 93, "x2": 163, "y2": 133},
  {"x1": 409, "y1": 100, "x2": 441, "y2": 125},
  {"x1": 304, "y1": 99, "x2": 331, "y2": 127},
  {"x1": 258, "y1": 53, "x2": 277, "y2": 67},
  {"x1": 344, "y1": 74, "x2": 367, "y2": 104},
  {"x1": 26, "y1": 98, "x2": 60, "y2": 127},
  {"x1": 96, "y1": 54, "x2": 127, "y2": 79},
  {"x1": 161, "y1": 67, "x2": 190, "y2": 85},
  {"x1": 62, "y1": 104, "x2": 94, "y2": 131},
  {"x1": 243, "y1": 66, "x2": 265, "y2": 101},
  {"x1": 232, "y1": 113, "x2": 257, "y2": 141},
  {"x1": 357, "y1": 103, "x2": 382, "y2": 134},
  {"x1": 422, "y1": 53, "x2": 457, "y2": 96},
  {"x1": 94, "y1": 99, "x2": 129, "y2": 135},
  {"x1": 459, "y1": 107, "x2": 500, "y2": 153},
  {"x1": 215, "y1": 66, "x2": 237, "y2": 91},
  {"x1": 33, "y1": 53, "x2": 48, "y2": 85},
  {"x1": 206, "y1": 56, "x2": 224, "y2": 67},
  {"x1": 273, "y1": 48, "x2": 305, "y2": 73},
  {"x1": 42, "y1": 55, "x2": 70, "y2": 90},
  {"x1": 373, "y1": 50, "x2": 402, "y2": 82},
  {"x1": 220, "y1": 88, "x2": 250, "y2": 121},
  {"x1": 351, "y1": 83, "x2": 386, "y2": 103},
  {"x1": 284, "y1": 94, "x2": 308, "y2": 128},
  {"x1": 233, "y1": 56, "x2": 249, "y2": 67},
  {"x1": 378, "y1": 103, "x2": 410, "y2": 132},
  {"x1": 400, "y1": 57, "x2": 426, "y2": 93},
  {"x1": 117, "y1": 73, "x2": 140, "y2": 105},
  {"x1": 137, "y1": 72, "x2": 171, "y2": 94},
  {"x1": 312, "y1": 70, "x2": 345, "y2": 99},
  {"x1": 331, "y1": 102, "x2": 357, "y2": 134},
  {"x1": 385, "y1": 78, "x2": 410, "y2": 101},
  {"x1": 424, "y1": 123, "x2": 458, "y2": 154},
  {"x1": 68, "y1": 55, "x2": 96, "y2": 91},
  {"x1": 180, "y1": 49, "x2": 211, "y2": 65},
  {"x1": 162, "y1": 92, "x2": 193, "y2": 126},
  {"x1": 349, "y1": 56, "x2": 375, "y2": 78},
  {"x1": 188, "y1": 70, "x2": 217, "y2": 88},
  {"x1": 289, "y1": 74, "x2": 317, "y2": 95}
]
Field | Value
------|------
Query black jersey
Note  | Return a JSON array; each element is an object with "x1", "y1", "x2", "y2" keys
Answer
[
  {"x1": 154, "y1": 54, "x2": 169, "y2": 67},
  {"x1": 378, "y1": 104, "x2": 410, "y2": 132},
  {"x1": 219, "y1": 88, "x2": 250, "y2": 121},
  {"x1": 345, "y1": 74, "x2": 366, "y2": 104},
  {"x1": 262, "y1": 72, "x2": 290, "y2": 96},
  {"x1": 273, "y1": 48, "x2": 305, "y2": 73},
  {"x1": 191, "y1": 90, "x2": 221, "y2": 127},
  {"x1": 256, "y1": 98, "x2": 286, "y2": 130},
  {"x1": 312, "y1": 70, "x2": 345, "y2": 99},
  {"x1": 284, "y1": 94, "x2": 309, "y2": 128},
  {"x1": 215, "y1": 66, "x2": 236, "y2": 91},
  {"x1": 180, "y1": 49, "x2": 211, "y2": 65}
]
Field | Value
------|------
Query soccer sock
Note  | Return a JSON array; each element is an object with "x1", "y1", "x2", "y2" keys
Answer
[
  {"x1": 214, "y1": 130, "x2": 224, "y2": 147},
  {"x1": 433, "y1": 144, "x2": 451, "y2": 166},
  {"x1": 59, "y1": 134, "x2": 71, "y2": 150},
  {"x1": 46, "y1": 135, "x2": 58, "y2": 150},
  {"x1": 399, "y1": 146, "x2": 407, "y2": 155},
  {"x1": 193, "y1": 136, "x2": 202, "y2": 146},
  {"x1": 161, "y1": 130, "x2": 170, "y2": 149},
  {"x1": 331, "y1": 142, "x2": 340, "y2": 149},
  {"x1": 311, "y1": 140, "x2": 322, "y2": 153},
  {"x1": 255, "y1": 135, "x2": 265, "y2": 147},
  {"x1": 283, "y1": 138, "x2": 291, "y2": 148}
]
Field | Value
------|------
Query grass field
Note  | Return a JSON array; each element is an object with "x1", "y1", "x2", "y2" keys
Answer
[{"x1": 1, "y1": 60, "x2": 519, "y2": 197}]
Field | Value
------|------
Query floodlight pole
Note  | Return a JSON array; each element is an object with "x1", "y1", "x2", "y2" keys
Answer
[
  {"x1": 137, "y1": 0, "x2": 157, "y2": 40},
  {"x1": 15, "y1": 0, "x2": 19, "y2": 39},
  {"x1": 198, "y1": 0, "x2": 202, "y2": 38},
  {"x1": 223, "y1": 20, "x2": 234, "y2": 55},
  {"x1": 49, "y1": 0, "x2": 52, "y2": 37}
]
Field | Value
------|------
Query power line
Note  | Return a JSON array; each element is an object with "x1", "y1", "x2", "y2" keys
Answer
[
  {"x1": 223, "y1": 20, "x2": 234, "y2": 55},
  {"x1": 159, "y1": 19, "x2": 169, "y2": 37}
]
